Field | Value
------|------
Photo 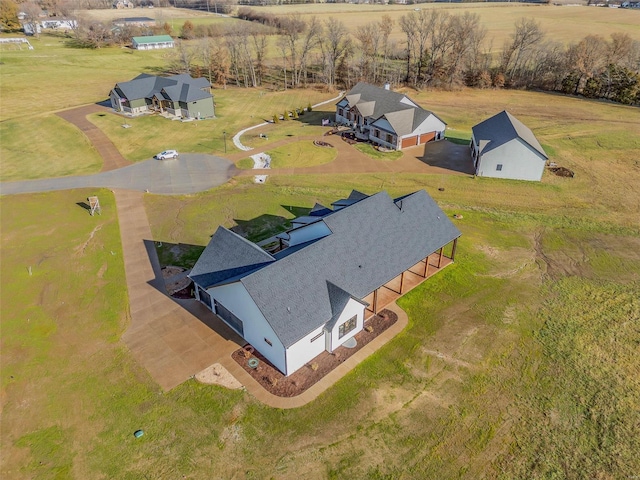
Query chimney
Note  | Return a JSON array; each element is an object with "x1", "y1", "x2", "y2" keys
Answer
[{"x1": 384, "y1": 82, "x2": 391, "y2": 90}]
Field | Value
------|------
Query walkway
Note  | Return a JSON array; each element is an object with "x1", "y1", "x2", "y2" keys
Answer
[
  {"x1": 0, "y1": 154, "x2": 237, "y2": 195},
  {"x1": 56, "y1": 104, "x2": 131, "y2": 172},
  {"x1": 115, "y1": 189, "x2": 244, "y2": 391}
]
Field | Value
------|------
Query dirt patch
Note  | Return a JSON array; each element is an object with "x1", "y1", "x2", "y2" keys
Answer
[
  {"x1": 313, "y1": 140, "x2": 334, "y2": 148},
  {"x1": 161, "y1": 266, "x2": 191, "y2": 295},
  {"x1": 232, "y1": 310, "x2": 397, "y2": 397},
  {"x1": 195, "y1": 363, "x2": 243, "y2": 390},
  {"x1": 548, "y1": 166, "x2": 575, "y2": 177}
]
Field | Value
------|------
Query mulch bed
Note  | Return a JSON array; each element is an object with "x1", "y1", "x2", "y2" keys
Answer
[
  {"x1": 313, "y1": 140, "x2": 334, "y2": 148},
  {"x1": 231, "y1": 309, "x2": 398, "y2": 397},
  {"x1": 549, "y1": 166, "x2": 575, "y2": 177}
]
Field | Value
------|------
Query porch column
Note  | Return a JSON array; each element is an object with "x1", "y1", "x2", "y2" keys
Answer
[
  {"x1": 423, "y1": 256, "x2": 429, "y2": 277},
  {"x1": 373, "y1": 289, "x2": 378, "y2": 314},
  {"x1": 438, "y1": 247, "x2": 444, "y2": 268},
  {"x1": 451, "y1": 237, "x2": 458, "y2": 261},
  {"x1": 400, "y1": 271, "x2": 405, "y2": 293}
]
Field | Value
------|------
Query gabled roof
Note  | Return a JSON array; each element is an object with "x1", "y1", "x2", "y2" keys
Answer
[
  {"x1": 338, "y1": 82, "x2": 445, "y2": 136},
  {"x1": 193, "y1": 190, "x2": 461, "y2": 348},
  {"x1": 133, "y1": 35, "x2": 174, "y2": 45},
  {"x1": 472, "y1": 110, "x2": 547, "y2": 159},
  {"x1": 190, "y1": 226, "x2": 275, "y2": 288},
  {"x1": 113, "y1": 73, "x2": 211, "y2": 104}
]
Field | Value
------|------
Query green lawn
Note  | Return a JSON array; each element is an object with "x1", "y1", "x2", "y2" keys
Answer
[
  {"x1": 3, "y1": 180, "x2": 638, "y2": 478},
  {"x1": 0, "y1": 35, "x2": 168, "y2": 122},
  {"x1": 0, "y1": 116, "x2": 103, "y2": 181},
  {"x1": 237, "y1": 140, "x2": 337, "y2": 170},
  {"x1": 354, "y1": 142, "x2": 403, "y2": 161}
]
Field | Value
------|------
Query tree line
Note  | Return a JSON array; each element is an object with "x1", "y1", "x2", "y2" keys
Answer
[{"x1": 169, "y1": 10, "x2": 640, "y2": 105}]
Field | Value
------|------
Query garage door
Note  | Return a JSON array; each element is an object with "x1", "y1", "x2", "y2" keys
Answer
[
  {"x1": 401, "y1": 136, "x2": 418, "y2": 149},
  {"x1": 419, "y1": 132, "x2": 436, "y2": 144},
  {"x1": 214, "y1": 300, "x2": 244, "y2": 336}
]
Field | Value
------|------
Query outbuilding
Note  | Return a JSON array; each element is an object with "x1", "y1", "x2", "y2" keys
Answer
[
  {"x1": 132, "y1": 35, "x2": 174, "y2": 50},
  {"x1": 471, "y1": 110, "x2": 548, "y2": 181}
]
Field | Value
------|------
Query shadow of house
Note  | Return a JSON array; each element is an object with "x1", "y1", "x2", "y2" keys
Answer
[
  {"x1": 231, "y1": 207, "x2": 310, "y2": 244},
  {"x1": 414, "y1": 139, "x2": 475, "y2": 175}
]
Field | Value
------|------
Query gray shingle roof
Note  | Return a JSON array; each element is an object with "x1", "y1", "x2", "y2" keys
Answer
[
  {"x1": 472, "y1": 110, "x2": 547, "y2": 159},
  {"x1": 339, "y1": 82, "x2": 445, "y2": 136},
  {"x1": 192, "y1": 190, "x2": 460, "y2": 348},
  {"x1": 114, "y1": 73, "x2": 212, "y2": 104},
  {"x1": 190, "y1": 226, "x2": 274, "y2": 288}
]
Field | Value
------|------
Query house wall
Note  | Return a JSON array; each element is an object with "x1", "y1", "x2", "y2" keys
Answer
[
  {"x1": 410, "y1": 114, "x2": 446, "y2": 138},
  {"x1": 186, "y1": 97, "x2": 215, "y2": 119},
  {"x1": 205, "y1": 281, "x2": 287, "y2": 374},
  {"x1": 287, "y1": 221, "x2": 332, "y2": 247},
  {"x1": 285, "y1": 325, "x2": 327, "y2": 374},
  {"x1": 477, "y1": 138, "x2": 546, "y2": 181},
  {"x1": 326, "y1": 298, "x2": 365, "y2": 352}
]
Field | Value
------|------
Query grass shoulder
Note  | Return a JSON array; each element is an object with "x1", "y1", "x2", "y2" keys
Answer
[{"x1": 354, "y1": 143, "x2": 403, "y2": 161}]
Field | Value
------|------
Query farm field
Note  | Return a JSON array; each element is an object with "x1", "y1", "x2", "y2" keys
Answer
[{"x1": 1, "y1": 4, "x2": 639, "y2": 478}]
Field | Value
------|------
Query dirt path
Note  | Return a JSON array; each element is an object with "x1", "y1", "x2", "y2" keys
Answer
[{"x1": 56, "y1": 104, "x2": 131, "y2": 172}]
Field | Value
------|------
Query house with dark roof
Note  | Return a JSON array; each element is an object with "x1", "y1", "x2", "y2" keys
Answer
[
  {"x1": 190, "y1": 190, "x2": 461, "y2": 376},
  {"x1": 335, "y1": 82, "x2": 446, "y2": 150},
  {"x1": 109, "y1": 73, "x2": 214, "y2": 119},
  {"x1": 471, "y1": 111, "x2": 548, "y2": 181},
  {"x1": 132, "y1": 35, "x2": 174, "y2": 50}
]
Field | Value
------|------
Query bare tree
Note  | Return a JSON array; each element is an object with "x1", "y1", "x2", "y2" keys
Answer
[
  {"x1": 321, "y1": 17, "x2": 351, "y2": 90},
  {"x1": 378, "y1": 14, "x2": 394, "y2": 83},
  {"x1": 568, "y1": 35, "x2": 609, "y2": 94},
  {"x1": 501, "y1": 18, "x2": 545, "y2": 85},
  {"x1": 19, "y1": 1, "x2": 42, "y2": 37},
  {"x1": 298, "y1": 16, "x2": 322, "y2": 87}
]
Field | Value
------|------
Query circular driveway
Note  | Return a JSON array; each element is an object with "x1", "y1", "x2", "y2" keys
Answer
[{"x1": 0, "y1": 154, "x2": 237, "y2": 196}]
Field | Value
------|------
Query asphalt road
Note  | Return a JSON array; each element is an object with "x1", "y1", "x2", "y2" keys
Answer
[{"x1": 0, "y1": 154, "x2": 238, "y2": 196}]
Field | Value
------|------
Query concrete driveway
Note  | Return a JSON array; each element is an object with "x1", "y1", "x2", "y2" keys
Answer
[
  {"x1": 407, "y1": 140, "x2": 475, "y2": 175},
  {"x1": 0, "y1": 154, "x2": 238, "y2": 195}
]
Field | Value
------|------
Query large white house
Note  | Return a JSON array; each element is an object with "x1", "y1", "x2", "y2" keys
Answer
[
  {"x1": 335, "y1": 82, "x2": 446, "y2": 150},
  {"x1": 189, "y1": 190, "x2": 461, "y2": 376},
  {"x1": 471, "y1": 110, "x2": 548, "y2": 181}
]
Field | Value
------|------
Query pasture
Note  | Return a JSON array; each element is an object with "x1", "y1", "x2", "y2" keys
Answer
[{"x1": 1, "y1": 5, "x2": 639, "y2": 477}]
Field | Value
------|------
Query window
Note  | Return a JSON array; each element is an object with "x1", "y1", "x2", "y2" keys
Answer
[
  {"x1": 264, "y1": 338, "x2": 272, "y2": 346},
  {"x1": 338, "y1": 315, "x2": 357, "y2": 339},
  {"x1": 310, "y1": 332, "x2": 323, "y2": 342},
  {"x1": 338, "y1": 108, "x2": 343, "y2": 116},
  {"x1": 386, "y1": 133, "x2": 393, "y2": 144},
  {"x1": 496, "y1": 164, "x2": 503, "y2": 171}
]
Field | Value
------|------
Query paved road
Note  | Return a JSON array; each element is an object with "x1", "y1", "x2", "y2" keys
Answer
[{"x1": 0, "y1": 154, "x2": 238, "y2": 195}]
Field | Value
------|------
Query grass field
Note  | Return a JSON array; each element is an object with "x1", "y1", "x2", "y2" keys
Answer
[
  {"x1": 354, "y1": 143, "x2": 404, "y2": 161},
  {"x1": 2, "y1": 175, "x2": 639, "y2": 478},
  {"x1": 1, "y1": 5, "x2": 640, "y2": 477},
  {"x1": 237, "y1": 140, "x2": 337, "y2": 170}
]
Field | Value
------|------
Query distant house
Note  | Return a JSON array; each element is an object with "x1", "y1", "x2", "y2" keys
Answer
[
  {"x1": 113, "y1": 0, "x2": 134, "y2": 8},
  {"x1": 132, "y1": 35, "x2": 174, "y2": 50},
  {"x1": 190, "y1": 190, "x2": 461, "y2": 376},
  {"x1": 110, "y1": 73, "x2": 214, "y2": 119},
  {"x1": 335, "y1": 82, "x2": 446, "y2": 150},
  {"x1": 471, "y1": 110, "x2": 548, "y2": 181},
  {"x1": 41, "y1": 19, "x2": 77, "y2": 30}
]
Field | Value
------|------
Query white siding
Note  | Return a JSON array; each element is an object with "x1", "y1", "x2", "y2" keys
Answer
[
  {"x1": 285, "y1": 326, "x2": 326, "y2": 374},
  {"x1": 400, "y1": 97, "x2": 419, "y2": 108},
  {"x1": 287, "y1": 221, "x2": 332, "y2": 247},
  {"x1": 207, "y1": 282, "x2": 287, "y2": 374},
  {"x1": 477, "y1": 138, "x2": 546, "y2": 181},
  {"x1": 327, "y1": 298, "x2": 365, "y2": 352}
]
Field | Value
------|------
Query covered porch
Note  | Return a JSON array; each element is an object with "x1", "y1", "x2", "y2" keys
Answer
[{"x1": 362, "y1": 238, "x2": 458, "y2": 318}]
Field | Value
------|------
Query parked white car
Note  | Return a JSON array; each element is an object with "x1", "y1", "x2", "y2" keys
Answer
[{"x1": 156, "y1": 150, "x2": 179, "y2": 160}]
